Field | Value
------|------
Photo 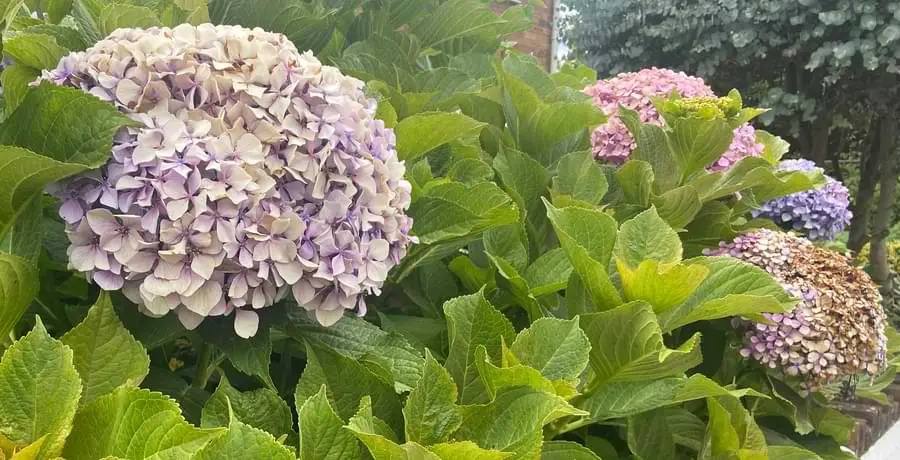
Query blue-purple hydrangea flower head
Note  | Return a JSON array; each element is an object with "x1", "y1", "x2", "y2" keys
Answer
[
  {"x1": 752, "y1": 159, "x2": 851, "y2": 241},
  {"x1": 45, "y1": 24, "x2": 416, "y2": 338}
]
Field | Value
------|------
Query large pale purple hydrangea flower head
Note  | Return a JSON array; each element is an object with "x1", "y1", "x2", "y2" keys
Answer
[
  {"x1": 584, "y1": 68, "x2": 764, "y2": 170},
  {"x1": 706, "y1": 229, "x2": 886, "y2": 389},
  {"x1": 751, "y1": 159, "x2": 852, "y2": 241},
  {"x1": 45, "y1": 24, "x2": 415, "y2": 338}
]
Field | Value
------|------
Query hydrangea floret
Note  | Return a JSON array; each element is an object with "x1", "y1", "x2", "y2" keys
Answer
[
  {"x1": 706, "y1": 229, "x2": 886, "y2": 389},
  {"x1": 584, "y1": 67, "x2": 764, "y2": 170},
  {"x1": 45, "y1": 24, "x2": 415, "y2": 337},
  {"x1": 751, "y1": 159, "x2": 852, "y2": 241}
]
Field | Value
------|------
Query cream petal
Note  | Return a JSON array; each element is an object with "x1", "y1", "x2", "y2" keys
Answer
[
  {"x1": 116, "y1": 79, "x2": 143, "y2": 107},
  {"x1": 182, "y1": 280, "x2": 222, "y2": 316},
  {"x1": 166, "y1": 198, "x2": 190, "y2": 220},
  {"x1": 275, "y1": 261, "x2": 304, "y2": 284},
  {"x1": 93, "y1": 271, "x2": 124, "y2": 290},
  {"x1": 315, "y1": 307, "x2": 344, "y2": 327},
  {"x1": 234, "y1": 309, "x2": 259, "y2": 339},
  {"x1": 291, "y1": 280, "x2": 316, "y2": 304},
  {"x1": 191, "y1": 253, "x2": 218, "y2": 280},
  {"x1": 176, "y1": 307, "x2": 205, "y2": 330}
]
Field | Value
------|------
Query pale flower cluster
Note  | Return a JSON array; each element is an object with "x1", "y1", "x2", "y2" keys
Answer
[{"x1": 46, "y1": 24, "x2": 415, "y2": 337}]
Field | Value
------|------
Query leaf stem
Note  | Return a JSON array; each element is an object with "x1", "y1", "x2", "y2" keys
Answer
[
  {"x1": 278, "y1": 339, "x2": 292, "y2": 395},
  {"x1": 192, "y1": 339, "x2": 214, "y2": 389}
]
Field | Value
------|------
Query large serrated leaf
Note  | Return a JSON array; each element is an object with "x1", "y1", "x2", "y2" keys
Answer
[
  {"x1": 552, "y1": 150, "x2": 608, "y2": 207},
  {"x1": 396, "y1": 112, "x2": 485, "y2": 162},
  {"x1": 98, "y1": 3, "x2": 162, "y2": 35},
  {"x1": 195, "y1": 418, "x2": 293, "y2": 460},
  {"x1": 208, "y1": 0, "x2": 338, "y2": 54},
  {"x1": 0, "y1": 252, "x2": 38, "y2": 341},
  {"x1": 454, "y1": 386, "x2": 586, "y2": 459},
  {"x1": 540, "y1": 441, "x2": 600, "y2": 459},
  {"x1": 201, "y1": 376, "x2": 293, "y2": 441},
  {"x1": 510, "y1": 317, "x2": 590, "y2": 382},
  {"x1": 443, "y1": 290, "x2": 515, "y2": 404},
  {"x1": 0, "y1": 319, "x2": 81, "y2": 459},
  {"x1": 658, "y1": 256, "x2": 794, "y2": 332},
  {"x1": 0, "y1": 83, "x2": 134, "y2": 167},
  {"x1": 281, "y1": 312, "x2": 424, "y2": 392},
  {"x1": 3, "y1": 33, "x2": 67, "y2": 70},
  {"x1": 60, "y1": 292, "x2": 150, "y2": 405},
  {"x1": 618, "y1": 259, "x2": 710, "y2": 313},
  {"x1": 544, "y1": 200, "x2": 622, "y2": 310},
  {"x1": 296, "y1": 385, "x2": 360, "y2": 460},
  {"x1": 614, "y1": 206, "x2": 682, "y2": 269},
  {"x1": 0, "y1": 64, "x2": 38, "y2": 115},
  {"x1": 0, "y1": 145, "x2": 85, "y2": 242},
  {"x1": 196, "y1": 317, "x2": 274, "y2": 388},
  {"x1": 294, "y1": 343, "x2": 403, "y2": 435},
  {"x1": 403, "y1": 350, "x2": 461, "y2": 446},
  {"x1": 580, "y1": 301, "x2": 701, "y2": 386},
  {"x1": 410, "y1": 181, "x2": 519, "y2": 245},
  {"x1": 63, "y1": 386, "x2": 225, "y2": 460}
]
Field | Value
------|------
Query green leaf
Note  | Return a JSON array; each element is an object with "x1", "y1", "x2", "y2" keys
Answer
[
  {"x1": 474, "y1": 346, "x2": 567, "y2": 399},
  {"x1": 658, "y1": 256, "x2": 794, "y2": 332},
  {"x1": 403, "y1": 350, "x2": 462, "y2": 445},
  {"x1": 701, "y1": 396, "x2": 767, "y2": 460},
  {"x1": 196, "y1": 318, "x2": 274, "y2": 388},
  {"x1": 766, "y1": 446, "x2": 824, "y2": 460},
  {"x1": 1, "y1": 196, "x2": 41, "y2": 262},
  {"x1": 0, "y1": 319, "x2": 81, "y2": 458},
  {"x1": 410, "y1": 181, "x2": 519, "y2": 245},
  {"x1": 628, "y1": 409, "x2": 676, "y2": 460},
  {"x1": 443, "y1": 290, "x2": 516, "y2": 404},
  {"x1": 552, "y1": 150, "x2": 608, "y2": 207},
  {"x1": 281, "y1": 313, "x2": 424, "y2": 393},
  {"x1": 63, "y1": 386, "x2": 225, "y2": 460},
  {"x1": 98, "y1": 3, "x2": 162, "y2": 35},
  {"x1": 195, "y1": 418, "x2": 293, "y2": 460},
  {"x1": 540, "y1": 441, "x2": 601, "y2": 459},
  {"x1": 448, "y1": 158, "x2": 494, "y2": 184},
  {"x1": 616, "y1": 160, "x2": 654, "y2": 206},
  {"x1": 0, "y1": 64, "x2": 38, "y2": 115},
  {"x1": 455, "y1": 386, "x2": 586, "y2": 459},
  {"x1": 411, "y1": 0, "x2": 524, "y2": 49},
  {"x1": 618, "y1": 260, "x2": 710, "y2": 313},
  {"x1": 493, "y1": 146, "x2": 552, "y2": 248},
  {"x1": 668, "y1": 117, "x2": 734, "y2": 180},
  {"x1": 294, "y1": 343, "x2": 403, "y2": 435},
  {"x1": 396, "y1": 112, "x2": 485, "y2": 162},
  {"x1": 484, "y1": 224, "x2": 529, "y2": 273},
  {"x1": 0, "y1": 0, "x2": 26, "y2": 32},
  {"x1": 201, "y1": 376, "x2": 293, "y2": 441},
  {"x1": 0, "y1": 252, "x2": 38, "y2": 341},
  {"x1": 614, "y1": 207, "x2": 682, "y2": 270},
  {"x1": 60, "y1": 292, "x2": 150, "y2": 405},
  {"x1": 431, "y1": 441, "x2": 511, "y2": 460},
  {"x1": 522, "y1": 248, "x2": 572, "y2": 297},
  {"x1": 46, "y1": 0, "x2": 74, "y2": 23},
  {"x1": 3, "y1": 33, "x2": 67, "y2": 70},
  {"x1": 344, "y1": 396, "x2": 410, "y2": 459},
  {"x1": 0, "y1": 83, "x2": 135, "y2": 167},
  {"x1": 0, "y1": 146, "x2": 85, "y2": 242},
  {"x1": 296, "y1": 385, "x2": 361, "y2": 460},
  {"x1": 666, "y1": 408, "x2": 706, "y2": 451},
  {"x1": 510, "y1": 317, "x2": 590, "y2": 382},
  {"x1": 545, "y1": 200, "x2": 622, "y2": 310},
  {"x1": 580, "y1": 301, "x2": 702, "y2": 386},
  {"x1": 209, "y1": 0, "x2": 337, "y2": 53},
  {"x1": 653, "y1": 185, "x2": 702, "y2": 229}
]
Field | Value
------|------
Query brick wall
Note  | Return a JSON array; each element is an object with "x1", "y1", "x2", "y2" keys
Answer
[{"x1": 492, "y1": 1, "x2": 555, "y2": 70}]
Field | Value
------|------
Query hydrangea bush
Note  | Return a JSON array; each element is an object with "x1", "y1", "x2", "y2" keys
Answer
[
  {"x1": 0, "y1": 1, "x2": 892, "y2": 459},
  {"x1": 707, "y1": 229, "x2": 887, "y2": 388},
  {"x1": 45, "y1": 24, "x2": 415, "y2": 337},
  {"x1": 585, "y1": 68, "x2": 764, "y2": 169},
  {"x1": 752, "y1": 159, "x2": 852, "y2": 241}
]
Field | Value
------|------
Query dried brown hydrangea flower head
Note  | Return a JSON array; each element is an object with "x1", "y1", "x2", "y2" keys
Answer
[{"x1": 707, "y1": 229, "x2": 887, "y2": 389}]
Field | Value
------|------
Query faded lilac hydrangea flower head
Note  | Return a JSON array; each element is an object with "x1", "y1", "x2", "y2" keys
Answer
[
  {"x1": 46, "y1": 24, "x2": 415, "y2": 338},
  {"x1": 752, "y1": 159, "x2": 852, "y2": 241},
  {"x1": 706, "y1": 229, "x2": 886, "y2": 389},
  {"x1": 584, "y1": 68, "x2": 764, "y2": 170}
]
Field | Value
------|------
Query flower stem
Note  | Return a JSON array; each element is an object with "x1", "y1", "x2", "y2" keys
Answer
[{"x1": 192, "y1": 340, "x2": 214, "y2": 390}]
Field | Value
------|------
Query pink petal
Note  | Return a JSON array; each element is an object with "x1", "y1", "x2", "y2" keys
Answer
[
  {"x1": 166, "y1": 198, "x2": 190, "y2": 220},
  {"x1": 60, "y1": 199, "x2": 85, "y2": 224}
]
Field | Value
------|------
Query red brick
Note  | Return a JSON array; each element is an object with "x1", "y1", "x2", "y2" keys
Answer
[{"x1": 493, "y1": 1, "x2": 554, "y2": 70}]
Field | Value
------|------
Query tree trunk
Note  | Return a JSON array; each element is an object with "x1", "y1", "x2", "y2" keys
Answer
[
  {"x1": 870, "y1": 117, "x2": 897, "y2": 284},
  {"x1": 848, "y1": 119, "x2": 884, "y2": 253},
  {"x1": 807, "y1": 116, "x2": 830, "y2": 166}
]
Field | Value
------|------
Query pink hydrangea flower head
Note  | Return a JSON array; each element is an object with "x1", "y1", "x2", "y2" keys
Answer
[
  {"x1": 46, "y1": 24, "x2": 416, "y2": 338},
  {"x1": 584, "y1": 67, "x2": 764, "y2": 169}
]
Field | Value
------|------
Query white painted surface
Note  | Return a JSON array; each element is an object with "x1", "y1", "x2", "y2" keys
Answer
[{"x1": 862, "y1": 418, "x2": 900, "y2": 460}]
